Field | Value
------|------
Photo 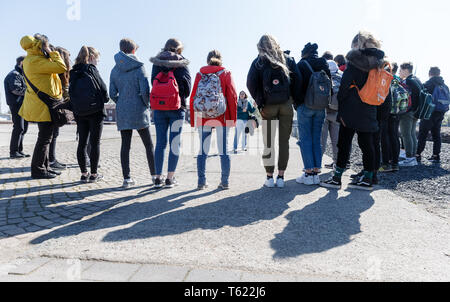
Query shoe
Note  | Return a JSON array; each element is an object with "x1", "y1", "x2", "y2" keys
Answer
[
  {"x1": 10, "y1": 152, "x2": 26, "y2": 159},
  {"x1": 48, "y1": 169, "x2": 62, "y2": 176},
  {"x1": 264, "y1": 177, "x2": 275, "y2": 188},
  {"x1": 89, "y1": 174, "x2": 104, "y2": 183},
  {"x1": 123, "y1": 178, "x2": 136, "y2": 188},
  {"x1": 378, "y1": 164, "x2": 394, "y2": 173},
  {"x1": 348, "y1": 176, "x2": 373, "y2": 191},
  {"x1": 399, "y1": 149, "x2": 406, "y2": 159},
  {"x1": 276, "y1": 176, "x2": 285, "y2": 188},
  {"x1": 296, "y1": 173, "x2": 315, "y2": 186},
  {"x1": 313, "y1": 174, "x2": 321, "y2": 185},
  {"x1": 399, "y1": 158, "x2": 418, "y2": 167},
  {"x1": 32, "y1": 173, "x2": 57, "y2": 180},
  {"x1": 165, "y1": 178, "x2": 178, "y2": 188},
  {"x1": 50, "y1": 161, "x2": 67, "y2": 170},
  {"x1": 324, "y1": 163, "x2": 335, "y2": 170},
  {"x1": 81, "y1": 174, "x2": 90, "y2": 183},
  {"x1": 218, "y1": 183, "x2": 230, "y2": 190},
  {"x1": 350, "y1": 171, "x2": 364, "y2": 179},
  {"x1": 18, "y1": 152, "x2": 31, "y2": 158},
  {"x1": 154, "y1": 178, "x2": 164, "y2": 189},
  {"x1": 428, "y1": 155, "x2": 441, "y2": 163},
  {"x1": 198, "y1": 183, "x2": 209, "y2": 191},
  {"x1": 320, "y1": 176, "x2": 342, "y2": 190},
  {"x1": 391, "y1": 164, "x2": 400, "y2": 172}
]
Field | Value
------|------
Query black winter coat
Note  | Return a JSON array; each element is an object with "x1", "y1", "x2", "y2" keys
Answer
[
  {"x1": 424, "y1": 76, "x2": 447, "y2": 96},
  {"x1": 247, "y1": 54, "x2": 303, "y2": 109},
  {"x1": 150, "y1": 51, "x2": 192, "y2": 109},
  {"x1": 297, "y1": 55, "x2": 331, "y2": 106},
  {"x1": 4, "y1": 66, "x2": 26, "y2": 106},
  {"x1": 404, "y1": 75, "x2": 423, "y2": 113},
  {"x1": 337, "y1": 48, "x2": 386, "y2": 133}
]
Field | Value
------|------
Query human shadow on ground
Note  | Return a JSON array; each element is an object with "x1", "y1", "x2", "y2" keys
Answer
[
  {"x1": 98, "y1": 180, "x2": 320, "y2": 243},
  {"x1": 270, "y1": 189, "x2": 375, "y2": 259},
  {"x1": 0, "y1": 166, "x2": 31, "y2": 174},
  {"x1": 0, "y1": 181, "x2": 81, "y2": 200},
  {"x1": 30, "y1": 188, "x2": 209, "y2": 244}
]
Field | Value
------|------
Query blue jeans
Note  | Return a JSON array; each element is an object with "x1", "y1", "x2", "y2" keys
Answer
[
  {"x1": 197, "y1": 126, "x2": 230, "y2": 186},
  {"x1": 154, "y1": 109, "x2": 185, "y2": 175},
  {"x1": 297, "y1": 104, "x2": 326, "y2": 171}
]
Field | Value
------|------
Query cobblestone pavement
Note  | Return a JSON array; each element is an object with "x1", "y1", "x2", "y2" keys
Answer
[{"x1": 0, "y1": 124, "x2": 449, "y2": 282}]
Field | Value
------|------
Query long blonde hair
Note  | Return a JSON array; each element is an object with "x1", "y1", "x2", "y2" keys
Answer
[
  {"x1": 352, "y1": 31, "x2": 382, "y2": 50},
  {"x1": 257, "y1": 34, "x2": 290, "y2": 77},
  {"x1": 75, "y1": 45, "x2": 100, "y2": 65}
]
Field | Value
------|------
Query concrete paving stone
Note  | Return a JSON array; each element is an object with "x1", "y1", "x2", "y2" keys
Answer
[
  {"x1": 0, "y1": 220, "x2": 6, "y2": 226},
  {"x1": 21, "y1": 212, "x2": 36, "y2": 218},
  {"x1": 129, "y1": 264, "x2": 190, "y2": 282},
  {"x1": 17, "y1": 222, "x2": 32, "y2": 228},
  {"x1": 8, "y1": 258, "x2": 52, "y2": 276},
  {"x1": 24, "y1": 226, "x2": 43, "y2": 232},
  {"x1": 0, "y1": 225, "x2": 22, "y2": 232},
  {"x1": 8, "y1": 218, "x2": 24, "y2": 224},
  {"x1": 82, "y1": 262, "x2": 142, "y2": 282},
  {"x1": 3, "y1": 227, "x2": 26, "y2": 237},
  {"x1": 185, "y1": 269, "x2": 243, "y2": 282},
  {"x1": 25, "y1": 217, "x2": 53, "y2": 227},
  {"x1": 41, "y1": 213, "x2": 61, "y2": 220}
]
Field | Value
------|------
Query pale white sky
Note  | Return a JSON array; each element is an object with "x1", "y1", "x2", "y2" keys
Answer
[{"x1": 1, "y1": 0, "x2": 449, "y2": 112}]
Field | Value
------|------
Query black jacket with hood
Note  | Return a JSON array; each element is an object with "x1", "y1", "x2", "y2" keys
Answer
[
  {"x1": 424, "y1": 76, "x2": 448, "y2": 97},
  {"x1": 404, "y1": 74, "x2": 423, "y2": 113},
  {"x1": 150, "y1": 51, "x2": 192, "y2": 109},
  {"x1": 337, "y1": 48, "x2": 386, "y2": 133},
  {"x1": 297, "y1": 55, "x2": 332, "y2": 106},
  {"x1": 247, "y1": 53, "x2": 303, "y2": 109},
  {"x1": 4, "y1": 65, "x2": 26, "y2": 106}
]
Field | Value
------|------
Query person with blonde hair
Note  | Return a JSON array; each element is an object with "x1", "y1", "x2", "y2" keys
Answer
[
  {"x1": 19, "y1": 34, "x2": 67, "y2": 179},
  {"x1": 247, "y1": 34, "x2": 303, "y2": 188},
  {"x1": 321, "y1": 31, "x2": 388, "y2": 191},
  {"x1": 70, "y1": 45, "x2": 109, "y2": 183}
]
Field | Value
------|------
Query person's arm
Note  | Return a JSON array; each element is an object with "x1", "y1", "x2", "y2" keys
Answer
[
  {"x1": 248, "y1": 102, "x2": 256, "y2": 114},
  {"x1": 247, "y1": 59, "x2": 263, "y2": 110},
  {"x1": 179, "y1": 66, "x2": 192, "y2": 99},
  {"x1": 190, "y1": 73, "x2": 201, "y2": 127},
  {"x1": 9, "y1": 73, "x2": 27, "y2": 96},
  {"x1": 109, "y1": 70, "x2": 119, "y2": 104},
  {"x1": 337, "y1": 68, "x2": 353, "y2": 109},
  {"x1": 225, "y1": 71, "x2": 238, "y2": 125},
  {"x1": 287, "y1": 57, "x2": 303, "y2": 107},
  {"x1": 408, "y1": 77, "x2": 422, "y2": 111},
  {"x1": 138, "y1": 66, "x2": 150, "y2": 108},
  {"x1": 31, "y1": 51, "x2": 67, "y2": 74},
  {"x1": 92, "y1": 67, "x2": 110, "y2": 103}
]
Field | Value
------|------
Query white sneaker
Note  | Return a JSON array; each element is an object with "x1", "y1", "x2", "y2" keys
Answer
[
  {"x1": 399, "y1": 149, "x2": 406, "y2": 159},
  {"x1": 399, "y1": 158, "x2": 418, "y2": 167},
  {"x1": 296, "y1": 173, "x2": 315, "y2": 186},
  {"x1": 313, "y1": 175, "x2": 321, "y2": 185},
  {"x1": 123, "y1": 178, "x2": 136, "y2": 188},
  {"x1": 276, "y1": 177, "x2": 285, "y2": 188},
  {"x1": 264, "y1": 178, "x2": 275, "y2": 188}
]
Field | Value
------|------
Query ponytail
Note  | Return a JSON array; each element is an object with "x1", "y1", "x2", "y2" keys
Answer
[{"x1": 75, "y1": 46, "x2": 90, "y2": 65}]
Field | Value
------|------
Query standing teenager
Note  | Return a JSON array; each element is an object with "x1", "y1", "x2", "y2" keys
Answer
[
  {"x1": 190, "y1": 50, "x2": 237, "y2": 190},
  {"x1": 233, "y1": 91, "x2": 255, "y2": 153},
  {"x1": 70, "y1": 46, "x2": 109, "y2": 183},
  {"x1": 247, "y1": 34, "x2": 302, "y2": 188},
  {"x1": 150, "y1": 38, "x2": 191, "y2": 189},
  {"x1": 19, "y1": 34, "x2": 67, "y2": 179},
  {"x1": 110, "y1": 39, "x2": 156, "y2": 188}
]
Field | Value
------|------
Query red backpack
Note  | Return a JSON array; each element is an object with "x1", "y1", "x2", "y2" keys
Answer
[{"x1": 150, "y1": 70, "x2": 181, "y2": 111}]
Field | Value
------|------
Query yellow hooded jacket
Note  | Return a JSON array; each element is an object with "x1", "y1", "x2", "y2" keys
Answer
[{"x1": 19, "y1": 36, "x2": 67, "y2": 122}]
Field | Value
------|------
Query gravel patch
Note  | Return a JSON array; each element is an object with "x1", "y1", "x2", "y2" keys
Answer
[{"x1": 324, "y1": 135, "x2": 450, "y2": 220}]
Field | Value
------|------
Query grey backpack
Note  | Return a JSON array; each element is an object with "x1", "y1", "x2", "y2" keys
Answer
[{"x1": 303, "y1": 60, "x2": 332, "y2": 110}]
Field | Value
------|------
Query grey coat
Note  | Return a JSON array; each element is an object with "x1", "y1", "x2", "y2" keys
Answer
[{"x1": 110, "y1": 52, "x2": 151, "y2": 131}]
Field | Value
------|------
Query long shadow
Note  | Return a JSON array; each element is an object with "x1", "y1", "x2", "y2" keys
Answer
[
  {"x1": 0, "y1": 181, "x2": 81, "y2": 200},
  {"x1": 0, "y1": 176, "x2": 34, "y2": 185},
  {"x1": 0, "y1": 166, "x2": 31, "y2": 174},
  {"x1": 99, "y1": 180, "x2": 317, "y2": 243},
  {"x1": 30, "y1": 188, "x2": 210, "y2": 244},
  {"x1": 270, "y1": 189, "x2": 375, "y2": 259}
]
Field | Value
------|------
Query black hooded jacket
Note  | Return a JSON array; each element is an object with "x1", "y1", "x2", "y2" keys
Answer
[
  {"x1": 4, "y1": 65, "x2": 26, "y2": 106},
  {"x1": 297, "y1": 55, "x2": 332, "y2": 106},
  {"x1": 247, "y1": 53, "x2": 303, "y2": 109},
  {"x1": 424, "y1": 76, "x2": 447, "y2": 96},
  {"x1": 337, "y1": 48, "x2": 386, "y2": 133},
  {"x1": 404, "y1": 74, "x2": 423, "y2": 113},
  {"x1": 150, "y1": 51, "x2": 192, "y2": 109}
]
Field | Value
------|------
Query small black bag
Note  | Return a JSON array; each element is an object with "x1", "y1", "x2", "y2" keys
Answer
[{"x1": 24, "y1": 73, "x2": 72, "y2": 127}]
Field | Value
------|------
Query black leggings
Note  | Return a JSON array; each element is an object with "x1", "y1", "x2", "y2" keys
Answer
[
  {"x1": 121, "y1": 128, "x2": 156, "y2": 179},
  {"x1": 77, "y1": 115, "x2": 104, "y2": 174},
  {"x1": 337, "y1": 125, "x2": 376, "y2": 173},
  {"x1": 49, "y1": 126, "x2": 60, "y2": 163},
  {"x1": 381, "y1": 115, "x2": 400, "y2": 165}
]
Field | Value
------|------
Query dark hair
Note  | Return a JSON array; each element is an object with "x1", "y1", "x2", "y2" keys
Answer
[
  {"x1": 163, "y1": 38, "x2": 184, "y2": 54},
  {"x1": 400, "y1": 62, "x2": 414, "y2": 73},
  {"x1": 120, "y1": 38, "x2": 138, "y2": 54},
  {"x1": 207, "y1": 50, "x2": 222, "y2": 66},
  {"x1": 301, "y1": 42, "x2": 318, "y2": 58},
  {"x1": 322, "y1": 51, "x2": 334, "y2": 61},
  {"x1": 391, "y1": 62, "x2": 398, "y2": 75},
  {"x1": 429, "y1": 67, "x2": 441, "y2": 77},
  {"x1": 334, "y1": 54, "x2": 346, "y2": 67},
  {"x1": 239, "y1": 91, "x2": 248, "y2": 99},
  {"x1": 75, "y1": 46, "x2": 100, "y2": 65},
  {"x1": 16, "y1": 56, "x2": 26, "y2": 66},
  {"x1": 56, "y1": 47, "x2": 71, "y2": 87}
]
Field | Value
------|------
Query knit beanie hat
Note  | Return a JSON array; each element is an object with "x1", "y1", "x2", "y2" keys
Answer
[
  {"x1": 327, "y1": 60, "x2": 339, "y2": 74},
  {"x1": 301, "y1": 43, "x2": 318, "y2": 57}
]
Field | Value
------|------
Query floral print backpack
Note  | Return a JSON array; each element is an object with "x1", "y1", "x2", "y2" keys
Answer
[{"x1": 193, "y1": 70, "x2": 227, "y2": 118}]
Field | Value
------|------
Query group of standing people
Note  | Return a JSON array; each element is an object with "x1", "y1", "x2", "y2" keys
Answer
[{"x1": 4, "y1": 31, "x2": 448, "y2": 192}]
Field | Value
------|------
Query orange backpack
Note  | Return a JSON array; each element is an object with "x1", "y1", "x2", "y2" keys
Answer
[{"x1": 351, "y1": 62, "x2": 394, "y2": 106}]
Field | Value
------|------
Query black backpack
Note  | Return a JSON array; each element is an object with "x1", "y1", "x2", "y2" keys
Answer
[
  {"x1": 262, "y1": 64, "x2": 291, "y2": 105},
  {"x1": 69, "y1": 68, "x2": 104, "y2": 116},
  {"x1": 303, "y1": 60, "x2": 331, "y2": 110}
]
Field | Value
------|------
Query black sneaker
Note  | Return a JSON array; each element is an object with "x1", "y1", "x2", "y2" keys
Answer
[
  {"x1": 32, "y1": 173, "x2": 57, "y2": 180},
  {"x1": 350, "y1": 171, "x2": 364, "y2": 179},
  {"x1": 348, "y1": 176, "x2": 373, "y2": 191},
  {"x1": 10, "y1": 152, "x2": 26, "y2": 159},
  {"x1": 48, "y1": 169, "x2": 62, "y2": 176},
  {"x1": 50, "y1": 161, "x2": 67, "y2": 170},
  {"x1": 324, "y1": 163, "x2": 335, "y2": 170},
  {"x1": 391, "y1": 164, "x2": 400, "y2": 172},
  {"x1": 428, "y1": 155, "x2": 441, "y2": 163},
  {"x1": 320, "y1": 176, "x2": 342, "y2": 190},
  {"x1": 81, "y1": 174, "x2": 90, "y2": 183},
  {"x1": 154, "y1": 178, "x2": 164, "y2": 189},
  {"x1": 165, "y1": 178, "x2": 178, "y2": 188},
  {"x1": 218, "y1": 183, "x2": 230, "y2": 190},
  {"x1": 89, "y1": 174, "x2": 104, "y2": 183},
  {"x1": 19, "y1": 152, "x2": 31, "y2": 158}
]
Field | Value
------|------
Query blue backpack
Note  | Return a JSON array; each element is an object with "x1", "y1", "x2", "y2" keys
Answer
[{"x1": 432, "y1": 85, "x2": 450, "y2": 112}]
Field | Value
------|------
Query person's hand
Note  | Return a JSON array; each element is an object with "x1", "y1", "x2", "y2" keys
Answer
[{"x1": 42, "y1": 44, "x2": 52, "y2": 57}]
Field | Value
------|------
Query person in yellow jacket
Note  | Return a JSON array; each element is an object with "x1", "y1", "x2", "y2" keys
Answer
[{"x1": 19, "y1": 34, "x2": 67, "y2": 179}]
